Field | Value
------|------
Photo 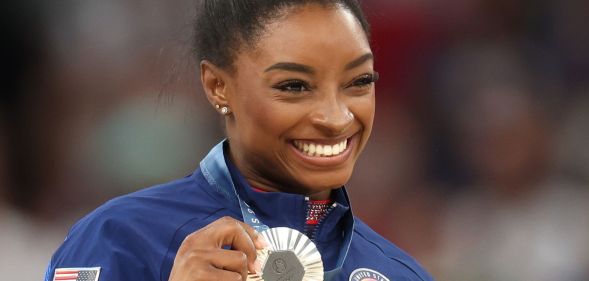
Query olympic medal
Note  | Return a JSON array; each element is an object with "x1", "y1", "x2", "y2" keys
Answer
[{"x1": 247, "y1": 227, "x2": 324, "y2": 281}]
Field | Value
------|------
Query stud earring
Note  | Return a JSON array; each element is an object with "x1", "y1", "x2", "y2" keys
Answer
[
  {"x1": 215, "y1": 104, "x2": 231, "y2": 115},
  {"x1": 221, "y1": 106, "x2": 230, "y2": 115}
]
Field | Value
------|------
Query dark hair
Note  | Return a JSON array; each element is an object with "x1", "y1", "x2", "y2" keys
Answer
[{"x1": 193, "y1": 0, "x2": 370, "y2": 70}]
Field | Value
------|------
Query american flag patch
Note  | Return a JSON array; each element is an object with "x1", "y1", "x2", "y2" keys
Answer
[{"x1": 53, "y1": 267, "x2": 100, "y2": 281}]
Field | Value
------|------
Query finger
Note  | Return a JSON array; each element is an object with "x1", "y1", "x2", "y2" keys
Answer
[
  {"x1": 195, "y1": 217, "x2": 262, "y2": 272},
  {"x1": 233, "y1": 220, "x2": 270, "y2": 250},
  {"x1": 209, "y1": 249, "x2": 250, "y2": 280},
  {"x1": 218, "y1": 219, "x2": 260, "y2": 273},
  {"x1": 209, "y1": 267, "x2": 243, "y2": 281},
  {"x1": 169, "y1": 248, "x2": 251, "y2": 281},
  {"x1": 205, "y1": 217, "x2": 268, "y2": 249},
  {"x1": 178, "y1": 262, "x2": 243, "y2": 281}
]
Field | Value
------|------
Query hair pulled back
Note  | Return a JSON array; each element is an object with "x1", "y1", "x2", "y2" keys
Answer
[{"x1": 193, "y1": 0, "x2": 369, "y2": 70}]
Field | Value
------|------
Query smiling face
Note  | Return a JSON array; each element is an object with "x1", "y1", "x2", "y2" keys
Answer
[{"x1": 202, "y1": 4, "x2": 376, "y2": 199}]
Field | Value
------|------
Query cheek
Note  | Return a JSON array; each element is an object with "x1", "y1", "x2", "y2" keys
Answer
[
  {"x1": 233, "y1": 92, "x2": 302, "y2": 146},
  {"x1": 351, "y1": 93, "x2": 376, "y2": 131}
]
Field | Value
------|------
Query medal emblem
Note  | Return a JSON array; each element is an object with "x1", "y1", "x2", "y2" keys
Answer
[{"x1": 247, "y1": 227, "x2": 324, "y2": 281}]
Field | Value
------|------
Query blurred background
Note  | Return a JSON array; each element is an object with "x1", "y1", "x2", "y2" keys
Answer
[{"x1": 1, "y1": 0, "x2": 588, "y2": 280}]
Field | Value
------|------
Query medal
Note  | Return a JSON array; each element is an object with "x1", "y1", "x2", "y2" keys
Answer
[{"x1": 247, "y1": 227, "x2": 324, "y2": 281}]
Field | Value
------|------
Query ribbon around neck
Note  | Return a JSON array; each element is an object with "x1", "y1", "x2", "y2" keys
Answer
[{"x1": 200, "y1": 140, "x2": 353, "y2": 280}]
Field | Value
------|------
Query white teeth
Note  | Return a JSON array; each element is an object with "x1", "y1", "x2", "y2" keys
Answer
[
  {"x1": 316, "y1": 145, "x2": 323, "y2": 155},
  {"x1": 293, "y1": 139, "x2": 349, "y2": 157},
  {"x1": 324, "y1": 145, "x2": 332, "y2": 156},
  {"x1": 333, "y1": 143, "x2": 340, "y2": 155}
]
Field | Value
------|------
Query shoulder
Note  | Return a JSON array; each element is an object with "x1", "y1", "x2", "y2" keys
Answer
[
  {"x1": 69, "y1": 171, "x2": 226, "y2": 237},
  {"x1": 352, "y1": 218, "x2": 418, "y2": 263},
  {"x1": 47, "y1": 170, "x2": 234, "y2": 281},
  {"x1": 347, "y1": 217, "x2": 434, "y2": 281}
]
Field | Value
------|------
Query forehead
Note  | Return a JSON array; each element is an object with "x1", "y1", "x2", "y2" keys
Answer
[{"x1": 236, "y1": 4, "x2": 371, "y2": 71}]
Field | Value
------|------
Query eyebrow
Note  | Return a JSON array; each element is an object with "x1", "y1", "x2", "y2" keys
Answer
[
  {"x1": 344, "y1": 53, "x2": 374, "y2": 70},
  {"x1": 264, "y1": 62, "x2": 315, "y2": 74},
  {"x1": 263, "y1": 53, "x2": 374, "y2": 74}
]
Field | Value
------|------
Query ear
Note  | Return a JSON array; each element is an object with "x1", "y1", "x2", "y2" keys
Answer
[{"x1": 200, "y1": 60, "x2": 229, "y2": 110}]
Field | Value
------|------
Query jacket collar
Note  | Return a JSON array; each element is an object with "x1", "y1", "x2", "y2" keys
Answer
[
  {"x1": 200, "y1": 140, "x2": 355, "y2": 277},
  {"x1": 223, "y1": 142, "x2": 352, "y2": 242}
]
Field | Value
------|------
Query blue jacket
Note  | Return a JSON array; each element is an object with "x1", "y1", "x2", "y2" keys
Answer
[{"x1": 46, "y1": 142, "x2": 433, "y2": 281}]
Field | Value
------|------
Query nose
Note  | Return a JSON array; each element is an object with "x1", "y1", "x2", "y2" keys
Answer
[{"x1": 309, "y1": 96, "x2": 354, "y2": 136}]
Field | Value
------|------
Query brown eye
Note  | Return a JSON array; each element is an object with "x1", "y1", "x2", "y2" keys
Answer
[
  {"x1": 349, "y1": 72, "x2": 379, "y2": 88},
  {"x1": 273, "y1": 80, "x2": 311, "y2": 93}
]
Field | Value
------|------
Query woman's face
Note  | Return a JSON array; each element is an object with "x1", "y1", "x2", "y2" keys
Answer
[{"x1": 222, "y1": 4, "x2": 375, "y2": 198}]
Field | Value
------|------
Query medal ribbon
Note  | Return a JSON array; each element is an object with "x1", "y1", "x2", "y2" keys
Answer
[
  {"x1": 200, "y1": 140, "x2": 353, "y2": 280},
  {"x1": 200, "y1": 141, "x2": 269, "y2": 233}
]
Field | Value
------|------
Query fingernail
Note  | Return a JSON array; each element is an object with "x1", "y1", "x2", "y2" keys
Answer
[
  {"x1": 254, "y1": 259, "x2": 262, "y2": 274},
  {"x1": 256, "y1": 236, "x2": 269, "y2": 249}
]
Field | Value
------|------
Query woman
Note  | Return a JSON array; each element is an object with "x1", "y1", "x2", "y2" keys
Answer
[{"x1": 46, "y1": 1, "x2": 433, "y2": 280}]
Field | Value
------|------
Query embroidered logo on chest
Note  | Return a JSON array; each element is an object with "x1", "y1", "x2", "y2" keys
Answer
[{"x1": 349, "y1": 268, "x2": 390, "y2": 281}]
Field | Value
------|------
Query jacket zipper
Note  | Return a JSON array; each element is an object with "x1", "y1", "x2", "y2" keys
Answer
[{"x1": 304, "y1": 196, "x2": 337, "y2": 241}]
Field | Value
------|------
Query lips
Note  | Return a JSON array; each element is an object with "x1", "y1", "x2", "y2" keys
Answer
[{"x1": 292, "y1": 139, "x2": 348, "y2": 157}]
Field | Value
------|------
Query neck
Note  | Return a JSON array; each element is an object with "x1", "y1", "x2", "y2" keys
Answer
[
  {"x1": 247, "y1": 179, "x2": 332, "y2": 200},
  {"x1": 306, "y1": 189, "x2": 333, "y2": 200}
]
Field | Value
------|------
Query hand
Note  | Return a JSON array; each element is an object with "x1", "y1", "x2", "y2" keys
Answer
[{"x1": 168, "y1": 216, "x2": 268, "y2": 281}]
